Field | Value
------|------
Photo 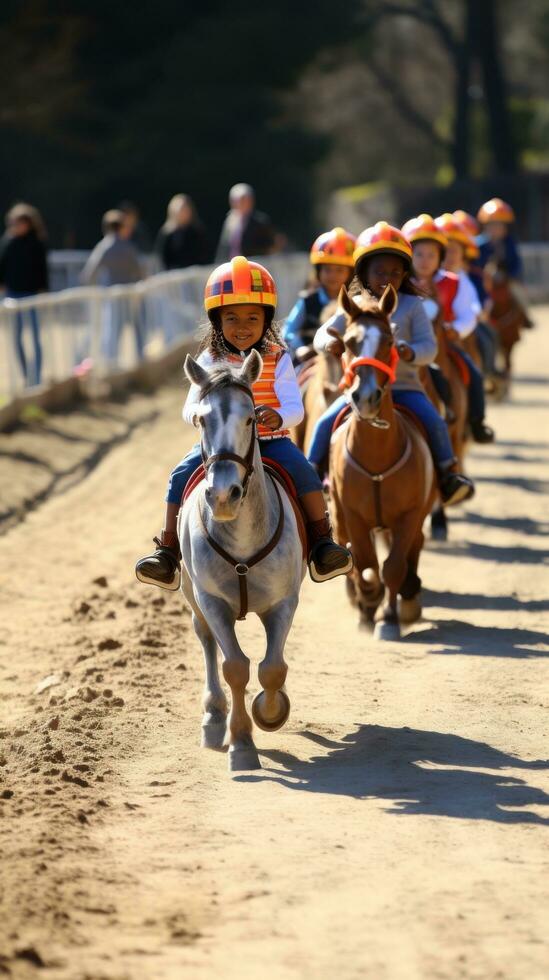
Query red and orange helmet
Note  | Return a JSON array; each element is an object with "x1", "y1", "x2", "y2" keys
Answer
[
  {"x1": 310, "y1": 227, "x2": 356, "y2": 267},
  {"x1": 435, "y1": 213, "x2": 472, "y2": 248},
  {"x1": 401, "y1": 213, "x2": 447, "y2": 249},
  {"x1": 204, "y1": 256, "x2": 277, "y2": 313},
  {"x1": 477, "y1": 198, "x2": 515, "y2": 224},
  {"x1": 354, "y1": 221, "x2": 413, "y2": 269},
  {"x1": 453, "y1": 209, "x2": 479, "y2": 238}
]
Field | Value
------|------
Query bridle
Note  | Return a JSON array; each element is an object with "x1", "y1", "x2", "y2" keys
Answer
[
  {"x1": 199, "y1": 378, "x2": 257, "y2": 499},
  {"x1": 338, "y1": 337, "x2": 399, "y2": 429},
  {"x1": 196, "y1": 375, "x2": 285, "y2": 621},
  {"x1": 339, "y1": 345, "x2": 399, "y2": 390}
]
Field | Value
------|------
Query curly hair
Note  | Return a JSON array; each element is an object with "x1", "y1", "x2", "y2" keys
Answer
[{"x1": 197, "y1": 308, "x2": 287, "y2": 359}]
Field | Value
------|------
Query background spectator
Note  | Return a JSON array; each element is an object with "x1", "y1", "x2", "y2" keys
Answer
[
  {"x1": 161, "y1": 194, "x2": 209, "y2": 270},
  {"x1": 118, "y1": 200, "x2": 151, "y2": 253},
  {"x1": 0, "y1": 202, "x2": 48, "y2": 387},
  {"x1": 215, "y1": 183, "x2": 277, "y2": 262},
  {"x1": 82, "y1": 210, "x2": 144, "y2": 363}
]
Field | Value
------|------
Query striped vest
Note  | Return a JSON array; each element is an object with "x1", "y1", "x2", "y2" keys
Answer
[{"x1": 224, "y1": 343, "x2": 288, "y2": 439}]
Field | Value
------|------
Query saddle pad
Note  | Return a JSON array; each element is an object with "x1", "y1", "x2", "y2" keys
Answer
[
  {"x1": 181, "y1": 460, "x2": 307, "y2": 560},
  {"x1": 332, "y1": 404, "x2": 352, "y2": 434}
]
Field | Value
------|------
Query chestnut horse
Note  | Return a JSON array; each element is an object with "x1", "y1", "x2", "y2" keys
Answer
[
  {"x1": 292, "y1": 300, "x2": 342, "y2": 452},
  {"x1": 330, "y1": 286, "x2": 437, "y2": 640}
]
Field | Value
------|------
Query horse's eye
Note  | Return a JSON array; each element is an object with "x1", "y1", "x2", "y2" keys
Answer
[{"x1": 246, "y1": 416, "x2": 254, "y2": 426}]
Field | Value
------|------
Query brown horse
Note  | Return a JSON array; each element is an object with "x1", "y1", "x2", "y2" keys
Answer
[
  {"x1": 484, "y1": 263, "x2": 529, "y2": 381},
  {"x1": 330, "y1": 285, "x2": 437, "y2": 640},
  {"x1": 292, "y1": 301, "x2": 342, "y2": 453}
]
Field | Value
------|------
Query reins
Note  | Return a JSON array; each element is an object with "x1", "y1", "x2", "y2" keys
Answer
[{"x1": 197, "y1": 374, "x2": 285, "y2": 620}]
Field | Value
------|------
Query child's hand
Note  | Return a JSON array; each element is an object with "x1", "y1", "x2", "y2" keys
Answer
[
  {"x1": 396, "y1": 341, "x2": 415, "y2": 362},
  {"x1": 255, "y1": 406, "x2": 282, "y2": 430}
]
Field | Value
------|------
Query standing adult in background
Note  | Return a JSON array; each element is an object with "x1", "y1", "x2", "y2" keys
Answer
[
  {"x1": 118, "y1": 200, "x2": 151, "y2": 254},
  {"x1": 0, "y1": 203, "x2": 48, "y2": 387},
  {"x1": 82, "y1": 210, "x2": 144, "y2": 364},
  {"x1": 160, "y1": 194, "x2": 210, "y2": 270},
  {"x1": 215, "y1": 183, "x2": 276, "y2": 262}
]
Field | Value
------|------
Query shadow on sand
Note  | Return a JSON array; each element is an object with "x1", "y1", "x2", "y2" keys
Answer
[
  {"x1": 237, "y1": 725, "x2": 549, "y2": 825},
  {"x1": 424, "y1": 589, "x2": 549, "y2": 615}
]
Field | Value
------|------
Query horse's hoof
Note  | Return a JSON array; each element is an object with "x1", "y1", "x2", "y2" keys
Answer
[
  {"x1": 228, "y1": 745, "x2": 261, "y2": 772},
  {"x1": 430, "y1": 523, "x2": 448, "y2": 542},
  {"x1": 374, "y1": 620, "x2": 401, "y2": 642},
  {"x1": 251, "y1": 689, "x2": 290, "y2": 732},
  {"x1": 201, "y1": 721, "x2": 227, "y2": 751},
  {"x1": 399, "y1": 596, "x2": 422, "y2": 624}
]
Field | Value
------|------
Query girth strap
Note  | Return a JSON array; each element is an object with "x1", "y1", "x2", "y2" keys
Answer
[
  {"x1": 198, "y1": 475, "x2": 285, "y2": 620},
  {"x1": 344, "y1": 433, "x2": 412, "y2": 529}
]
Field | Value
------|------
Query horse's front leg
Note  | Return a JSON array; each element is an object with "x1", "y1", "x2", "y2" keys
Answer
[
  {"x1": 198, "y1": 592, "x2": 260, "y2": 772},
  {"x1": 192, "y1": 612, "x2": 228, "y2": 751},
  {"x1": 253, "y1": 597, "x2": 298, "y2": 732},
  {"x1": 375, "y1": 514, "x2": 418, "y2": 641}
]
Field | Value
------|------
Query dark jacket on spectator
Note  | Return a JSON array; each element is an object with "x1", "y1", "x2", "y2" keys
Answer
[
  {"x1": 0, "y1": 230, "x2": 49, "y2": 294},
  {"x1": 162, "y1": 222, "x2": 210, "y2": 270},
  {"x1": 215, "y1": 209, "x2": 276, "y2": 262}
]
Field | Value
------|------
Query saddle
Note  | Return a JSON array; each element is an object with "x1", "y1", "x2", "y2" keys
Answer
[
  {"x1": 447, "y1": 346, "x2": 471, "y2": 387},
  {"x1": 183, "y1": 459, "x2": 307, "y2": 561}
]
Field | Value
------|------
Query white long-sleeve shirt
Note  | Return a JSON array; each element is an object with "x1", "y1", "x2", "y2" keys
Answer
[
  {"x1": 436, "y1": 269, "x2": 480, "y2": 339},
  {"x1": 183, "y1": 348, "x2": 304, "y2": 431}
]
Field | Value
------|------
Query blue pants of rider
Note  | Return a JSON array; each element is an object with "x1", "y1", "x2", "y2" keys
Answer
[
  {"x1": 475, "y1": 322, "x2": 497, "y2": 377},
  {"x1": 392, "y1": 389, "x2": 453, "y2": 466},
  {"x1": 307, "y1": 395, "x2": 347, "y2": 467},
  {"x1": 449, "y1": 345, "x2": 486, "y2": 421},
  {"x1": 166, "y1": 436, "x2": 322, "y2": 505}
]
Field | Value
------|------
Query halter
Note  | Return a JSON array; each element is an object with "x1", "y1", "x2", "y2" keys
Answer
[
  {"x1": 339, "y1": 345, "x2": 399, "y2": 391},
  {"x1": 199, "y1": 378, "x2": 257, "y2": 498}
]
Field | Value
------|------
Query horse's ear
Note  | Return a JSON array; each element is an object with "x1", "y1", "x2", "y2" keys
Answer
[
  {"x1": 184, "y1": 354, "x2": 210, "y2": 388},
  {"x1": 239, "y1": 349, "x2": 263, "y2": 387},
  {"x1": 339, "y1": 286, "x2": 362, "y2": 320},
  {"x1": 380, "y1": 284, "x2": 399, "y2": 318}
]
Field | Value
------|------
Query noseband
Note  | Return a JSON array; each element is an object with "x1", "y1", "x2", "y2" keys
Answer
[
  {"x1": 199, "y1": 378, "x2": 257, "y2": 498},
  {"x1": 339, "y1": 345, "x2": 399, "y2": 391}
]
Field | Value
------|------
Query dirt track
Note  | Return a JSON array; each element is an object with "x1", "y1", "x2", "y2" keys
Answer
[{"x1": 1, "y1": 313, "x2": 548, "y2": 980}]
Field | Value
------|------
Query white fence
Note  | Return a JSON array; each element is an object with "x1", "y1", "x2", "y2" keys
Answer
[
  {"x1": 1, "y1": 244, "x2": 547, "y2": 402},
  {"x1": 0, "y1": 253, "x2": 309, "y2": 401}
]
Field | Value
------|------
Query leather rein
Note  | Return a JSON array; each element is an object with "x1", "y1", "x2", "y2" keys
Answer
[{"x1": 197, "y1": 377, "x2": 285, "y2": 621}]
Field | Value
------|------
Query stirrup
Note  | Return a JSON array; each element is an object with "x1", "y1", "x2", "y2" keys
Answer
[{"x1": 308, "y1": 540, "x2": 353, "y2": 583}]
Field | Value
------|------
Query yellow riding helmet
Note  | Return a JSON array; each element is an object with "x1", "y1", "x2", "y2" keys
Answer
[
  {"x1": 453, "y1": 209, "x2": 479, "y2": 238},
  {"x1": 204, "y1": 256, "x2": 277, "y2": 313},
  {"x1": 435, "y1": 213, "x2": 472, "y2": 248},
  {"x1": 401, "y1": 213, "x2": 447, "y2": 249},
  {"x1": 310, "y1": 227, "x2": 357, "y2": 267},
  {"x1": 354, "y1": 221, "x2": 413, "y2": 269},
  {"x1": 477, "y1": 198, "x2": 515, "y2": 224}
]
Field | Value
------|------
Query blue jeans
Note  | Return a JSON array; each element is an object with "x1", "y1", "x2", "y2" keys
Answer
[
  {"x1": 392, "y1": 389, "x2": 453, "y2": 466},
  {"x1": 307, "y1": 395, "x2": 347, "y2": 467},
  {"x1": 449, "y1": 345, "x2": 486, "y2": 422},
  {"x1": 166, "y1": 436, "x2": 322, "y2": 505},
  {"x1": 475, "y1": 322, "x2": 497, "y2": 376},
  {"x1": 9, "y1": 292, "x2": 42, "y2": 387},
  {"x1": 102, "y1": 297, "x2": 145, "y2": 364}
]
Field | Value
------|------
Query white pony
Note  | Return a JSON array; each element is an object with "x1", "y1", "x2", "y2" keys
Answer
[{"x1": 179, "y1": 350, "x2": 306, "y2": 772}]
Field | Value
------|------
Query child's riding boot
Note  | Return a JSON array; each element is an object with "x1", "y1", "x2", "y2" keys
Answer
[
  {"x1": 437, "y1": 462, "x2": 475, "y2": 507},
  {"x1": 307, "y1": 516, "x2": 353, "y2": 583},
  {"x1": 470, "y1": 419, "x2": 495, "y2": 443},
  {"x1": 135, "y1": 530, "x2": 181, "y2": 591}
]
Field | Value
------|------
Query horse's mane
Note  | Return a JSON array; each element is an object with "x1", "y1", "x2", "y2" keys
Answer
[{"x1": 198, "y1": 366, "x2": 253, "y2": 403}]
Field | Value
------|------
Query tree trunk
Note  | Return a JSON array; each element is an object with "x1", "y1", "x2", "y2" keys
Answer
[
  {"x1": 473, "y1": 0, "x2": 518, "y2": 174},
  {"x1": 452, "y1": 0, "x2": 474, "y2": 179}
]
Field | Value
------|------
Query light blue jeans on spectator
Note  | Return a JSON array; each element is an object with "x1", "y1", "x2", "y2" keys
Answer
[{"x1": 9, "y1": 291, "x2": 42, "y2": 387}]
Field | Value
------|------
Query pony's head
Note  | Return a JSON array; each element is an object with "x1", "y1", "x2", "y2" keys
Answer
[
  {"x1": 338, "y1": 285, "x2": 398, "y2": 423},
  {"x1": 184, "y1": 350, "x2": 262, "y2": 521}
]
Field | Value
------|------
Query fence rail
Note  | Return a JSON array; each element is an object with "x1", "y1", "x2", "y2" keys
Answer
[
  {"x1": 0, "y1": 254, "x2": 309, "y2": 401},
  {"x1": 1, "y1": 245, "x2": 547, "y2": 402}
]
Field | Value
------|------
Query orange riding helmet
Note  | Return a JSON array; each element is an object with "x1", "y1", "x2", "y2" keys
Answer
[
  {"x1": 401, "y1": 213, "x2": 447, "y2": 249},
  {"x1": 354, "y1": 221, "x2": 413, "y2": 269},
  {"x1": 204, "y1": 256, "x2": 277, "y2": 314},
  {"x1": 310, "y1": 227, "x2": 356, "y2": 267},
  {"x1": 436, "y1": 212, "x2": 479, "y2": 261},
  {"x1": 453, "y1": 209, "x2": 479, "y2": 238},
  {"x1": 477, "y1": 198, "x2": 515, "y2": 224}
]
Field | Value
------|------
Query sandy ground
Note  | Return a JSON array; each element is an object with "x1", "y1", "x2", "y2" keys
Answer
[{"x1": 1, "y1": 313, "x2": 548, "y2": 980}]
